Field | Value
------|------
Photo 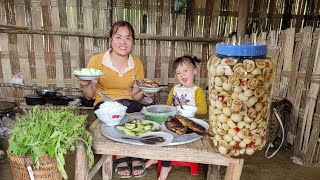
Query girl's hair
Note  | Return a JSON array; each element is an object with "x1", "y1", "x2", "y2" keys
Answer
[
  {"x1": 173, "y1": 55, "x2": 201, "y2": 71},
  {"x1": 109, "y1": 21, "x2": 135, "y2": 40}
]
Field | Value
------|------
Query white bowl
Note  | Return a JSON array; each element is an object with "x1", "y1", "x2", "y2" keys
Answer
[
  {"x1": 95, "y1": 111, "x2": 126, "y2": 126},
  {"x1": 176, "y1": 105, "x2": 198, "y2": 118}
]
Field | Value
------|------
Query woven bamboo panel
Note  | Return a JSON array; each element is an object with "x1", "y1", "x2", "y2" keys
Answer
[
  {"x1": 0, "y1": 0, "x2": 319, "y2": 91},
  {"x1": 0, "y1": 0, "x2": 226, "y2": 92},
  {"x1": 266, "y1": 27, "x2": 320, "y2": 166},
  {"x1": 0, "y1": 1, "x2": 320, "y2": 166}
]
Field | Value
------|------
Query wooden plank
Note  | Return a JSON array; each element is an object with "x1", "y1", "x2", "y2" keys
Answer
[
  {"x1": 154, "y1": 1, "x2": 162, "y2": 79},
  {"x1": 301, "y1": 30, "x2": 315, "y2": 91},
  {"x1": 237, "y1": 0, "x2": 249, "y2": 38},
  {"x1": 101, "y1": 155, "x2": 112, "y2": 180},
  {"x1": 0, "y1": 33, "x2": 11, "y2": 83},
  {"x1": 287, "y1": 40, "x2": 302, "y2": 102},
  {"x1": 305, "y1": 119, "x2": 320, "y2": 165},
  {"x1": 75, "y1": 141, "x2": 89, "y2": 180},
  {"x1": 33, "y1": 34, "x2": 47, "y2": 86},
  {"x1": 88, "y1": 155, "x2": 109, "y2": 180},
  {"x1": 288, "y1": 27, "x2": 313, "y2": 137},
  {"x1": 277, "y1": 28, "x2": 295, "y2": 98},
  {"x1": 210, "y1": 0, "x2": 221, "y2": 38},
  {"x1": 224, "y1": 159, "x2": 244, "y2": 180},
  {"x1": 5, "y1": 0, "x2": 20, "y2": 75},
  {"x1": 312, "y1": 31, "x2": 320, "y2": 74},
  {"x1": 41, "y1": 0, "x2": 56, "y2": 81},
  {"x1": 207, "y1": 165, "x2": 221, "y2": 180},
  {"x1": 301, "y1": 83, "x2": 320, "y2": 152}
]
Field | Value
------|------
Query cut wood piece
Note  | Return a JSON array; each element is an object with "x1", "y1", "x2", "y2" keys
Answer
[
  {"x1": 224, "y1": 159, "x2": 244, "y2": 180},
  {"x1": 305, "y1": 119, "x2": 320, "y2": 165},
  {"x1": 300, "y1": 83, "x2": 320, "y2": 153},
  {"x1": 207, "y1": 164, "x2": 221, "y2": 180},
  {"x1": 75, "y1": 141, "x2": 89, "y2": 180}
]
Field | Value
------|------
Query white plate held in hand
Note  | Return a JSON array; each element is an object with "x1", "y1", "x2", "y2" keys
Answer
[
  {"x1": 139, "y1": 87, "x2": 164, "y2": 93},
  {"x1": 74, "y1": 73, "x2": 102, "y2": 80}
]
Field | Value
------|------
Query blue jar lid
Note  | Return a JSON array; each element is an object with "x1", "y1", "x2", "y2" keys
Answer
[{"x1": 216, "y1": 42, "x2": 267, "y2": 57}]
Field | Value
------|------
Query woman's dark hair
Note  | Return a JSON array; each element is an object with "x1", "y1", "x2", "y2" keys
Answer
[
  {"x1": 109, "y1": 21, "x2": 135, "y2": 40},
  {"x1": 173, "y1": 55, "x2": 201, "y2": 71}
]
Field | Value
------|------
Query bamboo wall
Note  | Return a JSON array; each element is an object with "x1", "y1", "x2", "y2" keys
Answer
[
  {"x1": 260, "y1": 27, "x2": 320, "y2": 166},
  {"x1": 0, "y1": 0, "x2": 319, "y2": 93},
  {"x1": 0, "y1": 0, "x2": 320, "y2": 166}
]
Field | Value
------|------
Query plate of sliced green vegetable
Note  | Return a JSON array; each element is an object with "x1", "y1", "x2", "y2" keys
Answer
[{"x1": 115, "y1": 119, "x2": 161, "y2": 137}]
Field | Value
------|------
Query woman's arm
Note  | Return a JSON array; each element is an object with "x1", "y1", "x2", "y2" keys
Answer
[
  {"x1": 132, "y1": 86, "x2": 154, "y2": 101},
  {"x1": 80, "y1": 80, "x2": 97, "y2": 100},
  {"x1": 132, "y1": 87, "x2": 144, "y2": 101}
]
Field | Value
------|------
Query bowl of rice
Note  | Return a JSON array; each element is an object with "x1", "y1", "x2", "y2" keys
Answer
[{"x1": 94, "y1": 101, "x2": 127, "y2": 126}]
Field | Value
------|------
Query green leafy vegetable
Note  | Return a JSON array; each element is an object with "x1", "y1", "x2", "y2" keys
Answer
[{"x1": 8, "y1": 106, "x2": 94, "y2": 179}]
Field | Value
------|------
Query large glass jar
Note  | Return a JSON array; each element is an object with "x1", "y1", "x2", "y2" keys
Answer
[{"x1": 207, "y1": 42, "x2": 274, "y2": 157}]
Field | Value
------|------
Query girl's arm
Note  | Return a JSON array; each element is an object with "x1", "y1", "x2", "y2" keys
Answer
[
  {"x1": 195, "y1": 88, "x2": 208, "y2": 114},
  {"x1": 166, "y1": 88, "x2": 174, "y2": 105}
]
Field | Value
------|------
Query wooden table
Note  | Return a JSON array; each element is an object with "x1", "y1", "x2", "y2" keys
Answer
[{"x1": 75, "y1": 119, "x2": 244, "y2": 180}]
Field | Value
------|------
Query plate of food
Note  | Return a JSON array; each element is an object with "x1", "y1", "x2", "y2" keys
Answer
[
  {"x1": 136, "y1": 79, "x2": 166, "y2": 93},
  {"x1": 115, "y1": 119, "x2": 162, "y2": 137},
  {"x1": 138, "y1": 87, "x2": 164, "y2": 93},
  {"x1": 73, "y1": 68, "x2": 103, "y2": 80},
  {"x1": 161, "y1": 115, "x2": 209, "y2": 145}
]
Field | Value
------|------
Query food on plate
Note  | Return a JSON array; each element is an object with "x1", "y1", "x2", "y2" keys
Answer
[
  {"x1": 175, "y1": 115, "x2": 207, "y2": 135},
  {"x1": 74, "y1": 68, "x2": 102, "y2": 76},
  {"x1": 165, "y1": 115, "x2": 210, "y2": 136},
  {"x1": 135, "y1": 78, "x2": 160, "y2": 88},
  {"x1": 116, "y1": 120, "x2": 161, "y2": 136},
  {"x1": 164, "y1": 116, "x2": 187, "y2": 135}
]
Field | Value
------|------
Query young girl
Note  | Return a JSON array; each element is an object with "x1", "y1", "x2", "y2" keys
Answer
[{"x1": 145, "y1": 55, "x2": 207, "y2": 180}]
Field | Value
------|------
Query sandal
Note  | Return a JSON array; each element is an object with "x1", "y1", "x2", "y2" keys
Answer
[
  {"x1": 113, "y1": 157, "x2": 132, "y2": 179},
  {"x1": 131, "y1": 158, "x2": 147, "y2": 178}
]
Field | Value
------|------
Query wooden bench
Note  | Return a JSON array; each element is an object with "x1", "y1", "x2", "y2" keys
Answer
[{"x1": 75, "y1": 119, "x2": 244, "y2": 180}]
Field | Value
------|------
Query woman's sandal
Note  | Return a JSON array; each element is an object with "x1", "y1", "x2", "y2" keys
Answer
[
  {"x1": 113, "y1": 157, "x2": 132, "y2": 179},
  {"x1": 131, "y1": 158, "x2": 147, "y2": 178}
]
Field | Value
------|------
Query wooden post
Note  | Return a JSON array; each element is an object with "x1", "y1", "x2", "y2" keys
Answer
[
  {"x1": 101, "y1": 155, "x2": 113, "y2": 180},
  {"x1": 224, "y1": 159, "x2": 244, "y2": 180},
  {"x1": 75, "y1": 141, "x2": 88, "y2": 180},
  {"x1": 237, "y1": 0, "x2": 249, "y2": 38},
  {"x1": 207, "y1": 165, "x2": 221, "y2": 180}
]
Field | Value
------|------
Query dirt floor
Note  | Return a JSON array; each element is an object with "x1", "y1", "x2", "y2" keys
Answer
[{"x1": 1, "y1": 146, "x2": 320, "y2": 180}]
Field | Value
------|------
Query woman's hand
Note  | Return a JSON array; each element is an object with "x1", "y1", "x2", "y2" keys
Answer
[
  {"x1": 79, "y1": 79, "x2": 97, "y2": 100},
  {"x1": 79, "y1": 80, "x2": 92, "y2": 86},
  {"x1": 142, "y1": 92, "x2": 154, "y2": 97}
]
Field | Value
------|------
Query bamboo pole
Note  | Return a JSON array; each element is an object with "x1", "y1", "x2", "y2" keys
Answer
[
  {"x1": 237, "y1": 0, "x2": 249, "y2": 38},
  {"x1": 0, "y1": 28, "x2": 223, "y2": 43}
]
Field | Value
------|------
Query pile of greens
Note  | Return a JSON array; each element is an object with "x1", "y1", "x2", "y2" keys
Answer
[{"x1": 8, "y1": 106, "x2": 94, "y2": 179}]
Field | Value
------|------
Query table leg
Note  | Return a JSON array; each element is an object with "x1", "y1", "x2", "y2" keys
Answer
[
  {"x1": 207, "y1": 164, "x2": 221, "y2": 180},
  {"x1": 224, "y1": 159, "x2": 244, "y2": 180},
  {"x1": 88, "y1": 155, "x2": 109, "y2": 180},
  {"x1": 102, "y1": 155, "x2": 113, "y2": 180},
  {"x1": 75, "y1": 141, "x2": 88, "y2": 180}
]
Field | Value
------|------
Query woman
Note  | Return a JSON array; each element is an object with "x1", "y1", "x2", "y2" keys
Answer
[{"x1": 80, "y1": 21, "x2": 149, "y2": 178}]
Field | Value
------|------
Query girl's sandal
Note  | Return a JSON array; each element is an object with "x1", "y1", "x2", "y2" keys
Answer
[
  {"x1": 113, "y1": 157, "x2": 132, "y2": 179},
  {"x1": 131, "y1": 158, "x2": 147, "y2": 178}
]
